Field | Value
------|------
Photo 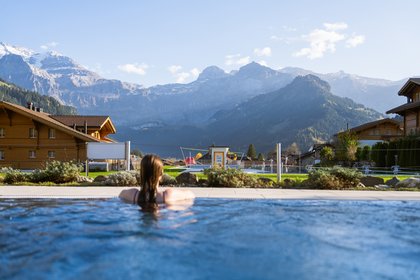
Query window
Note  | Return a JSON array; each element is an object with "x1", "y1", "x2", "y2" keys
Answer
[
  {"x1": 0, "y1": 128, "x2": 4, "y2": 138},
  {"x1": 29, "y1": 128, "x2": 38, "y2": 138},
  {"x1": 48, "y1": 151, "x2": 55, "y2": 159},
  {"x1": 29, "y1": 150, "x2": 36, "y2": 159},
  {"x1": 48, "y1": 128, "x2": 56, "y2": 139},
  {"x1": 0, "y1": 150, "x2": 4, "y2": 160}
]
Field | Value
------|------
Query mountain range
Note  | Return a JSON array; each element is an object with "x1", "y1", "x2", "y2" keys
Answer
[
  {"x1": 0, "y1": 79, "x2": 76, "y2": 115},
  {"x1": 117, "y1": 75, "x2": 383, "y2": 155},
  {"x1": 0, "y1": 42, "x2": 408, "y2": 156},
  {"x1": 0, "y1": 42, "x2": 405, "y2": 121}
]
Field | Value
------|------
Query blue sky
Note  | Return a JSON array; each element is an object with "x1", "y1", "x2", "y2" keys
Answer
[{"x1": 2, "y1": 0, "x2": 419, "y2": 86}]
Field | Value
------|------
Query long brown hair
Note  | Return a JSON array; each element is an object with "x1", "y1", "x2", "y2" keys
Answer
[{"x1": 138, "y1": 154, "x2": 163, "y2": 206}]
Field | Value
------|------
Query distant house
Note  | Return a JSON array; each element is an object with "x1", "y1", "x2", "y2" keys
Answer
[
  {"x1": 335, "y1": 118, "x2": 403, "y2": 146},
  {"x1": 298, "y1": 143, "x2": 334, "y2": 167},
  {"x1": 0, "y1": 101, "x2": 116, "y2": 169},
  {"x1": 387, "y1": 78, "x2": 420, "y2": 135}
]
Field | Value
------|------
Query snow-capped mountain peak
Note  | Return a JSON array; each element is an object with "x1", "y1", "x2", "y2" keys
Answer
[{"x1": 0, "y1": 42, "x2": 35, "y2": 59}]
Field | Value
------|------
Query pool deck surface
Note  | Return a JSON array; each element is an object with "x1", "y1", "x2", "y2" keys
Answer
[{"x1": 1, "y1": 186, "x2": 420, "y2": 200}]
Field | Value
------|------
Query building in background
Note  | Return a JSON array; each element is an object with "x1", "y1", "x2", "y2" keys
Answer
[
  {"x1": 335, "y1": 118, "x2": 403, "y2": 147},
  {"x1": 0, "y1": 101, "x2": 116, "y2": 169},
  {"x1": 387, "y1": 78, "x2": 420, "y2": 135}
]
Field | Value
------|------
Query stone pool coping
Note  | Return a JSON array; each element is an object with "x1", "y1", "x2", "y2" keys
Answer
[{"x1": 1, "y1": 186, "x2": 420, "y2": 200}]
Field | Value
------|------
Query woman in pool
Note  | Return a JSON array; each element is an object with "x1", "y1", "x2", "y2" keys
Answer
[{"x1": 119, "y1": 154, "x2": 195, "y2": 207}]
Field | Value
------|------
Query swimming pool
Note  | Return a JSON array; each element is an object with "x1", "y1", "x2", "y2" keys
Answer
[{"x1": 1, "y1": 199, "x2": 420, "y2": 279}]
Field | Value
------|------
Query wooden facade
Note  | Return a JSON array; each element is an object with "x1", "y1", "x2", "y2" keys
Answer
[
  {"x1": 342, "y1": 119, "x2": 403, "y2": 142},
  {"x1": 0, "y1": 101, "x2": 116, "y2": 169},
  {"x1": 387, "y1": 78, "x2": 420, "y2": 135}
]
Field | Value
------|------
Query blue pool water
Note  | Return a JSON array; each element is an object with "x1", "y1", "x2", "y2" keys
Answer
[{"x1": 1, "y1": 199, "x2": 420, "y2": 280}]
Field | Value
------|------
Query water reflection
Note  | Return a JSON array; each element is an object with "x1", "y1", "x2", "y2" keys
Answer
[{"x1": 137, "y1": 199, "x2": 197, "y2": 229}]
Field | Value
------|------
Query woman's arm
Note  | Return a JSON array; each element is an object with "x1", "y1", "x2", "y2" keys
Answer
[
  {"x1": 119, "y1": 188, "x2": 139, "y2": 204},
  {"x1": 163, "y1": 188, "x2": 195, "y2": 203}
]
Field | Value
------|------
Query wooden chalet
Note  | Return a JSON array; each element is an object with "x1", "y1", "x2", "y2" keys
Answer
[
  {"x1": 0, "y1": 101, "x2": 116, "y2": 169},
  {"x1": 387, "y1": 78, "x2": 420, "y2": 135},
  {"x1": 336, "y1": 118, "x2": 403, "y2": 144}
]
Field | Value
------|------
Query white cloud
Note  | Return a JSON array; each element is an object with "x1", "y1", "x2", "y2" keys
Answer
[
  {"x1": 258, "y1": 60, "x2": 268, "y2": 67},
  {"x1": 40, "y1": 41, "x2": 59, "y2": 50},
  {"x1": 176, "y1": 72, "x2": 190, "y2": 83},
  {"x1": 236, "y1": 56, "x2": 250, "y2": 65},
  {"x1": 168, "y1": 65, "x2": 182, "y2": 74},
  {"x1": 254, "y1": 47, "x2": 272, "y2": 57},
  {"x1": 168, "y1": 65, "x2": 200, "y2": 83},
  {"x1": 225, "y1": 54, "x2": 250, "y2": 66},
  {"x1": 346, "y1": 35, "x2": 365, "y2": 48},
  {"x1": 225, "y1": 54, "x2": 251, "y2": 66},
  {"x1": 118, "y1": 63, "x2": 149, "y2": 75},
  {"x1": 293, "y1": 22, "x2": 364, "y2": 59},
  {"x1": 225, "y1": 54, "x2": 241, "y2": 66},
  {"x1": 190, "y1": 68, "x2": 200, "y2": 78}
]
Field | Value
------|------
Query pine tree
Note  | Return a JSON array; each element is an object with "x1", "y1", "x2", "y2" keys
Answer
[
  {"x1": 361, "y1": 145, "x2": 371, "y2": 161},
  {"x1": 247, "y1": 144, "x2": 257, "y2": 160},
  {"x1": 386, "y1": 141, "x2": 397, "y2": 167},
  {"x1": 257, "y1": 153, "x2": 264, "y2": 161}
]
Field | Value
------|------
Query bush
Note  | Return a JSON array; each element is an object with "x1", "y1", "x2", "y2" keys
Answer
[
  {"x1": 104, "y1": 171, "x2": 138, "y2": 186},
  {"x1": 31, "y1": 161, "x2": 82, "y2": 183},
  {"x1": 257, "y1": 177, "x2": 275, "y2": 187},
  {"x1": 3, "y1": 168, "x2": 31, "y2": 184},
  {"x1": 305, "y1": 167, "x2": 362, "y2": 190},
  {"x1": 160, "y1": 173, "x2": 177, "y2": 185},
  {"x1": 204, "y1": 168, "x2": 259, "y2": 188}
]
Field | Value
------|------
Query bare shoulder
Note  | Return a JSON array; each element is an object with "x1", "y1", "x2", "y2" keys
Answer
[
  {"x1": 163, "y1": 188, "x2": 195, "y2": 203},
  {"x1": 119, "y1": 188, "x2": 139, "y2": 203}
]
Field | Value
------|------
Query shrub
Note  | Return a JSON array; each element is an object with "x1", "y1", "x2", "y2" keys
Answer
[
  {"x1": 3, "y1": 168, "x2": 31, "y2": 184},
  {"x1": 160, "y1": 173, "x2": 177, "y2": 185},
  {"x1": 204, "y1": 168, "x2": 259, "y2": 188},
  {"x1": 104, "y1": 171, "x2": 138, "y2": 186},
  {"x1": 257, "y1": 177, "x2": 274, "y2": 187},
  {"x1": 305, "y1": 167, "x2": 362, "y2": 190},
  {"x1": 31, "y1": 161, "x2": 82, "y2": 183}
]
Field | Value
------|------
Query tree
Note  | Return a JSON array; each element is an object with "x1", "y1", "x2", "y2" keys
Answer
[
  {"x1": 266, "y1": 148, "x2": 277, "y2": 160},
  {"x1": 285, "y1": 142, "x2": 301, "y2": 156},
  {"x1": 257, "y1": 153, "x2": 265, "y2": 161},
  {"x1": 131, "y1": 148, "x2": 143, "y2": 158},
  {"x1": 386, "y1": 141, "x2": 397, "y2": 167},
  {"x1": 361, "y1": 145, "x2": 371, "y2": 161},
  {"x1": 320, "y1": 146, "x2": 334, "y2": 162},
  {"x1": 373, "y1": 142, "x2": 388, "y2": 167},
  {"x1": 355, "y1": 147, "x2": 363, "y2": 161},
  {"x1": 334, "y1": 130, "x2": 358, "y2": 163},
  {"x1": 247, "y1": 144, "x2": 257, "y2": 160}
]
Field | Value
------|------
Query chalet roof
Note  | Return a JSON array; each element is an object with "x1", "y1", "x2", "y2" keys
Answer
[
  {"x1": 398, "y1": 78, "x2": 420, "y2": 97},
  {"x1": 309, "y1": 143, "x2": 334, "y2": 151},
  {"x1": 51, "y1": 115, "x2": 107, "y2": 127},
  {"x1": 0, "y1": 101, "x2": 100, "y2": 142},
  {"x1": 386, "y1": 101, "x2": 420, "y2": 114},
  {"x1": 50, "y1": 115, "x2": 116, "y2": 133},
  {"x1": 346, "y1": 118, "x2": 402, "y2": 133},
  {"x1": 298, "y1": 150, "x2": 315, "y2": 160}
]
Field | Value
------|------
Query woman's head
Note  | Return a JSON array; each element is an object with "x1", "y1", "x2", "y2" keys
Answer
[{"x1": 138, "y1": 154, "x2": 163, "y2": 205}]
